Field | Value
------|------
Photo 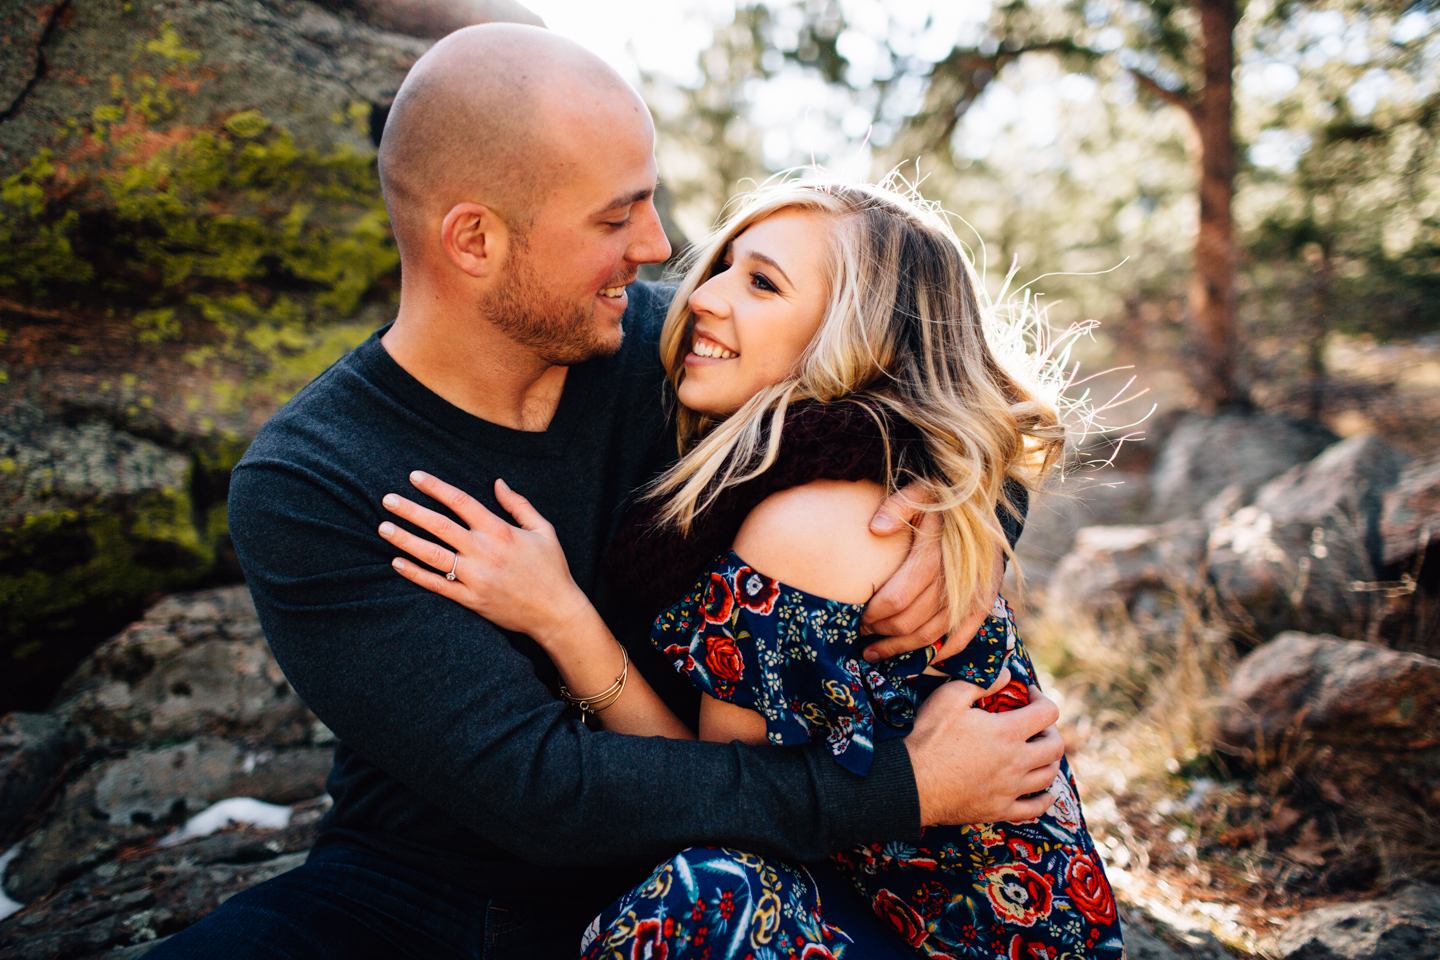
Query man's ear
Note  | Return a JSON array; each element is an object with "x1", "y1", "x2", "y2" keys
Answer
[{"x1": 440, "y1": 202, "x2": 509, "y2": 278}]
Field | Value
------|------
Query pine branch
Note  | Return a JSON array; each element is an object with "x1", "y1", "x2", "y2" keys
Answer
[{"x1": 1129, "y1": 68, "x2": 1200, "y2": 121}]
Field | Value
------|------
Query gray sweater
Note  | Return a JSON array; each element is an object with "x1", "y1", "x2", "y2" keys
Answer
[{"x1": 226, "y1": 282, "x2": 920, "y2": 916}]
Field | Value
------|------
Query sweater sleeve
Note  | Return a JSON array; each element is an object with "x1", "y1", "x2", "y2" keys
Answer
[{"x1": 228, "y1": 458, "x2": 921, "y2": 870}]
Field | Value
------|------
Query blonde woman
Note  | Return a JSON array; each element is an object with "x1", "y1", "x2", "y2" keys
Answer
[{"x1": 380, "y1": 180, "x2": 1123, "y2": 960}]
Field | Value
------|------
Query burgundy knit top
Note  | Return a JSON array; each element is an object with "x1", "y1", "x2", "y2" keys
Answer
[{"x1": 604, "y1": 399, "x2": 1026, "y2": 616}]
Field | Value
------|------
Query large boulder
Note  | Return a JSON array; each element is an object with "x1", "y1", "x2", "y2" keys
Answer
[
  {"x1": 1381, "y1": 455, "x2": 1440, "y2": 570},
  {"x1": 0, "y1": 585, "x2": 332, "y2": 904},
  {"x1": 1009, "y1": 472, "x2": 1152, "y2": 591},
  {"x1": 1215, "y1": 631, "x2": 1440, "y2": 757},
  {"x1": 1271, "y1": 883, "x2": 1440, "y2": 960},
  {"x1": 0, "y1": 0, "x2": 536, "y2": 712},
  {"x1": 1148, "y1": 412, "x2": 1336, "y2": 521},
  {"x1": 1046, "y1": 521, "x2": 1209, "y2": 625},
  {"x1": 52, "y1": 586, "x2": 317, "y2": 748},
  {"x1": 4, "y1": 737, "x2": 330, "y2": 901},
  {"x1": 1207, "y1": 434, "x2": 1409, "y2": 640}
]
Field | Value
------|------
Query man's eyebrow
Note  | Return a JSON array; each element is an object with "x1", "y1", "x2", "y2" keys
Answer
[
  {"x1": 743, "y1": 250, "x2": 793, "y2": 287},
  {"x1": 595, "y1": 187, "x2": 654, "y2": 215}
]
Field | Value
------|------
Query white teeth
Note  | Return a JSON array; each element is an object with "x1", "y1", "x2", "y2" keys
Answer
[
  {"x1": 692, "y1": 339, "x2": 737, "y2": 359},
  {"x1": 599, "y1": 286, "x2": 625, "y2": 298}
]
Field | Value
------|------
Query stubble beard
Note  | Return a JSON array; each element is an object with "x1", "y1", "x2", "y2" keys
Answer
[{"x1": 482, "y1": 247, "x2": 624, "y2": 366}]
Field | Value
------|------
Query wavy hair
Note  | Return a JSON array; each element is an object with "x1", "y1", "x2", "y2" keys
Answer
[{"x1": 649, "y1": 177, "x2": 1067, "y2": 628}]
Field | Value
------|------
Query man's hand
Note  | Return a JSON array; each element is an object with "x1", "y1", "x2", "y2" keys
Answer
[
  {"x1": 905, "y1": 672, "x2": 1064, "y2": 825},
  {"x1": 861, "y1": 482, "x2": 1004, "y2": 663}
]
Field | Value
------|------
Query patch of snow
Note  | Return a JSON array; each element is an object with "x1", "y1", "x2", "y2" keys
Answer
[
  {"x1": 157, "y1": 797, "x2": 292, "y2": 848},
  {"x1": 0, "y1": 843, "x2": 25, "y2": 922}
]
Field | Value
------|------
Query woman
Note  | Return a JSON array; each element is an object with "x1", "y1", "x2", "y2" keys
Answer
[{"x1": 379, "y1": 180, "x2": 1123, "y2": 959}]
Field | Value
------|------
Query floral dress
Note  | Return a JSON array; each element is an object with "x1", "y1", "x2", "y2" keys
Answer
[{"x1": 581, "y1": 552, "x2": 1124, "y2": 960}]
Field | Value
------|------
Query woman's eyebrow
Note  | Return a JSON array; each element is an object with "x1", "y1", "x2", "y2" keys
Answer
[{"x1": 742, "y1": 250, "x2": 793, "y2": 286}]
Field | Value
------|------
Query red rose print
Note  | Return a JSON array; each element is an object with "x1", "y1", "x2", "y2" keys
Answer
[
  {"x1": 1008, "y1": 934, "x2": 1058, "y2": 960},
  {"x1": 1007, "y1": 837, "x2": 1040, "y2": 862},
  {"x1": 976, "y1": 677, "x2": 1030, "y2": 713},
  {"x1": 701, "y1": 572, "x2": 734, "y2": 623},
  {"x1": 631, "y1": 918, "x2": 667, "y2": 960},
  {"x1": 1065, "y1": 852, "x2": 1117, "y2": 925},
  {"x1": 732, "y1": 565, "x2": 780, "y2": 614},
  {"x1": 663, "y1": 645, "x2": 695, "y2": 672},
  {"x1": 799, "y1": 944, "x2": 838, "y2": 959},
  {"x1": 982, "y1": 863, "x2": 1053, "y2": 927},
  {"x1": 872, "y1": 888, "x2": 928, "y2": 947},
  {"x1": 705, "y1": 635, "x2": 745, "y2": 682}
]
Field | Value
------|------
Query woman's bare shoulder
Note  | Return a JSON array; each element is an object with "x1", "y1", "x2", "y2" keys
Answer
[{"x1": 731, "y1": 479, "x2": 911, "y2": 605}]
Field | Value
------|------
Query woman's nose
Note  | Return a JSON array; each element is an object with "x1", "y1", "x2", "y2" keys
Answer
[{"x1": 688, "y1": 276, "x2": 730, "y2": 319}]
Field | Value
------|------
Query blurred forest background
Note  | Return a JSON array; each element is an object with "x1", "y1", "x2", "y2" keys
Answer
[{"x1": 0, "y1": 0, "x2": 1438, "y2": 955}]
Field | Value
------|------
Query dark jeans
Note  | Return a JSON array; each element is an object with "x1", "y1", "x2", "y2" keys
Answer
[
  {"x1": 145, "y1": 846, "x2": 596, "y2": 960},
  {"x1": 146, "y1": 845, "x2": 915, "y2": 960}
]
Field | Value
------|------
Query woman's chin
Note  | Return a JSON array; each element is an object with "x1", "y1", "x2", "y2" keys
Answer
[{"x1": 677, "y1": 383, "x2": 736, "y2": 419}]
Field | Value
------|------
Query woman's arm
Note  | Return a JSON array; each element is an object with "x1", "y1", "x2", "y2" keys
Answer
[
  {"x1": 381, "y1": 472, "x2": 694, "y2": 740},
  {"x1": 698, "y1": 479, "x2": 913, "y2": 743}
]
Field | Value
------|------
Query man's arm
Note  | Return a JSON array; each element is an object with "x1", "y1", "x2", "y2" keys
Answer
[{"x1": 229, "y1": 458, "x2": 919, "y2": 868}]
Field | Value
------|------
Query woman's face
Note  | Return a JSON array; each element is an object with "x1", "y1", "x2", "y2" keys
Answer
[{"x1": 677, "y1": 208, "x2": 832, "y2": 417}]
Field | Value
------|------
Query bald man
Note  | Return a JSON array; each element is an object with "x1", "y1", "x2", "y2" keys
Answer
[{"x1": 149, "y1": 24, "x2": 1062, "y2": 960}]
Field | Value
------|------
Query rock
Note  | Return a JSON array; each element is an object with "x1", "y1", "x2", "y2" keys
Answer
[
  {"x1": 5, "y1": 737, "x2": 330, "y2": 901},
  {"x1": 1381, "y1": 456, "x2": 1440, "y2": 569},
  {"x1": 1149, "y1": 412, "x2": 1336, "y2": 521},
  {"x1": 1008, "y1": 472, "x2": 1152, "y2": 591},
  {"x1": 0, "y1": 0, "x2": 538, "y2": 712},
  {"x1": 53, "y1": 586, "x2": 316, "y2": 748},
  {"x1": 1118, "y1": 904, "x2": 1235, "y2": 960},
  {"x1": 1207, "y1": 435, "x2": 1409, "y2": 640},
  {"x1": 1215, "y1": 631, "x2": 1440, "y2": 757},
  {"x1": 0, "y1": 712, "x2": 82, "y2": 845},
  {"x1": 1271, "y1": 883, "x2": 1440, "y2": 959},
  {"x1": 1046, "y1": 521, "x2": 1209, "y2": 624},
  {"x1": 0, "y1": 805, "x2": 324, "y2": 960}
]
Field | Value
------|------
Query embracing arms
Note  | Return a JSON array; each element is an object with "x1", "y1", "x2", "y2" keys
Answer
[{"x1": 384, "y1": 472, "x2": 1064, "y2": 825}]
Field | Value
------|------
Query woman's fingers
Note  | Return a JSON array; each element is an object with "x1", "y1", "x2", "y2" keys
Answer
[
  {"x1": 390, "y1": 556, "x2": 469, "y2": 603},
  {"x1": 379, "y1": 520, "x2": 456, "y2": 574},
  {"x1": 381, "y1": 493, "x2": 476, "y2": 554},
  {"x1": 408, "y1": 471, "x2": 507, "y2": 536},
  {"x1": 495, "y1": 479, "x2": 554, "y2": 534}
]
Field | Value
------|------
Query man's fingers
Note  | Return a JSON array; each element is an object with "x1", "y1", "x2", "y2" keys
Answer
[
  {"x1": 869, "y1": 481, "x2": 927, "y2": 536},
  {"x1": 863, "y1": 576, "x2": 941, "y2": 635},
  {"x1": 1018, "y1": 761, "x2": 1062, "y2": 797},
  {"x1": 861, "y1": 607, "x2": 947, "y2": 662},
  {"x1": 1001, "y1": 792, "x2": 1055, "y2": 824}
]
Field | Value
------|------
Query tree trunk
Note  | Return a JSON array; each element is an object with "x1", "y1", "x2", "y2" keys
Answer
[{"x1": 1190, "y1": 0, "x2": 1245, "y2": 410}]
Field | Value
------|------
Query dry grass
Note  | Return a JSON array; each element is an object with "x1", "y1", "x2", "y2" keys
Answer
[{"x1": 1016, "y1": 583, "x2": 1440, "y2": 956}]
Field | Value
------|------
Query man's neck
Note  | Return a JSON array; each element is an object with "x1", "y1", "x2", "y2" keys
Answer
[{"x1": 380, "y1": 302, "x2": 569, "y2": 433}]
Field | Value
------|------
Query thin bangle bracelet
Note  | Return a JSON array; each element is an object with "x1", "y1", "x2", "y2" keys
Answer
[{"x1": 559, "y1": 644, "x2": 629, "y2": 715}]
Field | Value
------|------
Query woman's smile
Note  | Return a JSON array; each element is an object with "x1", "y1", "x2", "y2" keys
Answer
[{"x1": 676, "y1": 208, "x2": 832, "y2": 416}]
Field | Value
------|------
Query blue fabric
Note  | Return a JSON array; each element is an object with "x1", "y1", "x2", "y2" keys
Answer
[
  {"x1": 652, "y1": 552, "x2": 1016, "y2": 775},
  {"x1": 145, "y1": 846, "x2": 597, "y2": 960},
  {"x1": 632, "y1": 554, "x2": 1126, "y2": 959}
]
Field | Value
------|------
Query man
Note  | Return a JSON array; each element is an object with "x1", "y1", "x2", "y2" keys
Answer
[{"x1": 151, "y1": 24, "x2": 1064, "y2": 959}]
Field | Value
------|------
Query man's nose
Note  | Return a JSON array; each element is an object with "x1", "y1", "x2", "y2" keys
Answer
[{"x1": 627, "y1": 201, "x2": 672, "y2": 265}]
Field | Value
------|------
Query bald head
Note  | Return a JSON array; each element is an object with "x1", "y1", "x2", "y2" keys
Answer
[{"x1": 378, "y1": 24, "x2": 645, "y2": 262}]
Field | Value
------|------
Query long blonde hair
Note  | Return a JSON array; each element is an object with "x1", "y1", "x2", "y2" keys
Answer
[{"x1": 650, "y1": 178, "x2": 1066, "y2": 629}]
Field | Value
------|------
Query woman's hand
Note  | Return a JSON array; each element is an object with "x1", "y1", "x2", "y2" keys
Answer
[{"x1": 379, "y1": 471, "x2": 591, "y2": 646}]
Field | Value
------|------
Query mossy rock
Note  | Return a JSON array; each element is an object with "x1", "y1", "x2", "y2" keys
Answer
[{"x1": 0, "y1": 0, "x2": 534, "y2": 709}]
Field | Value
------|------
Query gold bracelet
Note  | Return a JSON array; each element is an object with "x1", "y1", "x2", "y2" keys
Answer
[{"x1": 559, "y1": 644, "x2": 629, "y2": 715}]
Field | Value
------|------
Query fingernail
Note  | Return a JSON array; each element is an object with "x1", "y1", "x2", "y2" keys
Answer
[
  {"x1": 379, "y1": 522, "x2": 395, "y2": 537},
  {"x1": 496, "y1": 478, "x2": 509, "y2": 490},
  {"x1": 862, "y1": 649, "x2": 880, "y2": 663},
  {"x1": 383, "y1": 494, "x2": 399, "y2": 508},
  {"x1": 392, "y1": 558, "x2": 406, "y2": 571},
  {"x1": 872, "y1": 515, "x2": 895, "y2": 532},
  {"x1": 410, "y1": 470, "x2": 427, "y2": 483}
]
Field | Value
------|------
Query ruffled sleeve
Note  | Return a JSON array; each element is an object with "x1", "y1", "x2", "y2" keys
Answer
[
  {"x1": 650, "y1": 552, "x2": 919, "y2": 776},
  {"x1": 651, "y1": 554, "x2": 1024, "y2": 776}
]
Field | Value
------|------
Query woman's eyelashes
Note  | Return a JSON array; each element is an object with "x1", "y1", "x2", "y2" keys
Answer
[{"x1": 750, "y1": 271, "x2": 777, "y2": 293}]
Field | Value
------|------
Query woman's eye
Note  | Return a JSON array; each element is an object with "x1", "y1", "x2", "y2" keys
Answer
[
  {"x1": 751, "y1": 273, "x2": 777, "y2": 292},
  {"x1": 712, "y1": 259, "x2": 732, "y2": 277}
]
